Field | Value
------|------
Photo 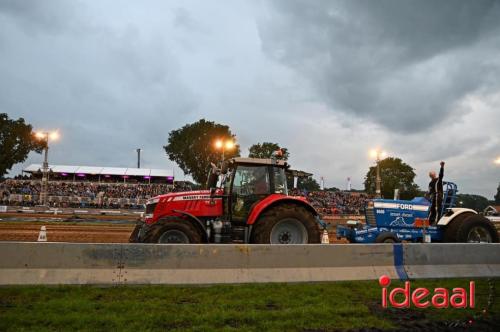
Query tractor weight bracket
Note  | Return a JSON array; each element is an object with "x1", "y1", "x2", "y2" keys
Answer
[{"x1": 315, "y1": 215, "x2": 327, "y2": 230}]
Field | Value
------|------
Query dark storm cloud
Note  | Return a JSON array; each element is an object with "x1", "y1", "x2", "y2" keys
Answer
[
  {"x1": 257, "y1": 0, "x2": 500, "y2": 132},
  {"x1": 0, "y1": 0, "x2": 498, "y2": 197},
  {"x1": 0, "y1": 0, "x2": 198, "y2": 168},
  {"x1": 0, "y1": 0, "x2": 79, "y2": 33}
]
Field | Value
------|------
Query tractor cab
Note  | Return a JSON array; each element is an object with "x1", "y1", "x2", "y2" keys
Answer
[{"x1": 207, "y1": 157, "x2": 290, "y2": 224}]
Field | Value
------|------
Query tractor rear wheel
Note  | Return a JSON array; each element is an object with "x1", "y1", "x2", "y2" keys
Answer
[
  {"x1": 143, "y1": 217, "x2": 203, "y2": 244},
  {"x1": 443, "y1": 212, "x2": 476, "y2": 242},
  {"x1": 455, "y1": 215, "x2": 498, "y2": 243},
  {"x1": 251, "y1": 204, "x2": 320, "y2": 244}
]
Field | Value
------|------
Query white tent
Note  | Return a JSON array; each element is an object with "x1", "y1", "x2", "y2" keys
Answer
[
  {"x1": 23, "y1": 164, "x2": 174, "y2": 179},
  {"x1": 125, "y1": 168, "x2": 151, "y2": 176},
  {"x1": 75, "y1": 166, "x2": 104, "y2": 175}
]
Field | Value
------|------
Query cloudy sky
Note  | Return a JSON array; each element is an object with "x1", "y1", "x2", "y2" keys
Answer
[{"x1": 1, "y1": 0, "x2": 499, "y2": 198}]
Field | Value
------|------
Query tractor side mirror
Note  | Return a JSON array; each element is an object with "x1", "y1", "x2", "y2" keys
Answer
[
  {"x1": 220, "y1": 161, "x2": 229, "y2": 175},
  {"x1": 206, "y1": 172, "x2": 218, "y2": 190},
  {"x1": 206, "y1": 162, "x2": 219, "y2": 190}
]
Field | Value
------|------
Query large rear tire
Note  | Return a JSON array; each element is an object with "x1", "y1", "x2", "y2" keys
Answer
[
  {"x1": 143, "y1": 218, "x2": 203, "y2": 244},
  {"x1": 443, "y1": 212, "x2": 475, "y2": 243},
  {"x1": 251, "y1": 204, "x2": 320, "y2": 244},
  {"x1": 455, "y1": 215, "x2": 498, "y2": 243}
]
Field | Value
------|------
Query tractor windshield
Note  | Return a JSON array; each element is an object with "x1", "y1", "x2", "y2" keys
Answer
[
  {"x1": 231, "y1": 165, "x2": 270, "y2": 222},
  {"x1": 232, "y1": 165, "x2": 270, "y2": 195}
]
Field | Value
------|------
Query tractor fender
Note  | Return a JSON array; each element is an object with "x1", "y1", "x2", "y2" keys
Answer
[
  {"x1": 166, "y1": 209, "x2": 209, "y2": 242},
  {"x1": 246, "y1": 194, "x2": 318, "y2": 225},
  {"x1": 437, "y1": 208, "x2": 477, "y2": 226}
]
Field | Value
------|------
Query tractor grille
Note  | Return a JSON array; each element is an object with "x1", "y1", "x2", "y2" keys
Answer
[{"x1": 365, "y1": 207, "x2": 376, "y2": 226}]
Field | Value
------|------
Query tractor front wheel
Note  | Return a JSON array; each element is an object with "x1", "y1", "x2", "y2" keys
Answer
[
  {"x1": 251, "y1": 204, "x2": 320, "y2": 244},
  {"x1": 143, "y1": 218, "x2": 203, "y2": 244},
  {"x1": 375, "y1": 232, "x2": 399, "y2": 243},
  {"x1": 128, "y1": 223, "x2": 142, "y2": 243}
]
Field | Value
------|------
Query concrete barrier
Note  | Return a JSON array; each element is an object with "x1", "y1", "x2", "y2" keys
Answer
[
  {"x1": 0, "y1": 242, "x2": 397, "y2": 285},
  {"x1": 0, "y1": 242, "x2": 499, "y2": 285},
  {"x1": 400, "y1": 243, "x2": 500, "y2": 279}
]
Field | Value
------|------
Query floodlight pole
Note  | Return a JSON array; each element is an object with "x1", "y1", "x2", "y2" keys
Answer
[
  {"x1": 375, "y1": 155, "x2": 382, "y2": 199},
  {"x1": 40, "y1": 133, "x2": 49, "y2": 206}
]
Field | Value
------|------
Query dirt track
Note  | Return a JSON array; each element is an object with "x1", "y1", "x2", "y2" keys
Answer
[
  {"x1": 0, "y1": 214, "x2": 353, "y2": 243},
  {"x1": 0, "y1": 222, "x2": 347, "y2": 243},
  {"x1": 0, "y1": 223, "x2": 135, "y2": 243}
]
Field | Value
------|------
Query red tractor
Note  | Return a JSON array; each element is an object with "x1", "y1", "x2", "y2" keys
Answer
[{"x1": 129, "y1": 157, "x2": 322, "y2": 244}]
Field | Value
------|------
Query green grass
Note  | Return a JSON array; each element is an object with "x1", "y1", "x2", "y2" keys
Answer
[{"x1": 0, "y1": 279, "x2": 498, "y2": 331}]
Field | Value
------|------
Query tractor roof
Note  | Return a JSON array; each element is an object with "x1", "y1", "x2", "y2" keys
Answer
[
  {"x1": 231, "y1": 157, "x2": 288, "y2": 167},
  {"x1": 286, "y1": 169, "x2": 313, "y2": 178}
]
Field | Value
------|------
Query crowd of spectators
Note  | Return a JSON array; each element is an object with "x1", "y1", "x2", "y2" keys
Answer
[
  {"x1": 290, "y1": 189, "x2": 369, "y2": 215},
  {"x1": 1, "y1": 179, "x2": 368, "y2": 215},
  {"x1": 3, "y1": 180, "x2": 173, "y2": 198},
  {"x1": 0, "y1": 180, "x2": 191, "y2": 209}
]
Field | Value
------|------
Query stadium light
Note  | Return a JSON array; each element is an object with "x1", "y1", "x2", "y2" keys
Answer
[
  {"x1": 214, "y1": 139, "x2": 223, "y2": 149},
  {"x1": 34, "y1": 130, "x2": 60, "y2": 206},
  {"x1": 49, "y1": 131, "x2": 59, "y2": 140},
  {"x1": 495, "y1": 156, "x2": 500, "y2": 165},
  {"x1": 369, "y1": 148, "x2": 388, "y2": 199},
  {"x1": 370, "y1": 148, "x2": 387, "y2": 160},
  {"x1": 214, "y1": 138, "x2": 236, "y2": 161}
]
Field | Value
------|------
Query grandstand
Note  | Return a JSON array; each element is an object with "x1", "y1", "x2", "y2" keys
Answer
[
  {"x1": 0, "y1": 164, "x2": 179, "y2": 209},
  {"x1": 22, "y1": 164, "x2": 174, "y2": 184}
]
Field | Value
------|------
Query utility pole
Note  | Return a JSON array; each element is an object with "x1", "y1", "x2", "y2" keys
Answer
[{"x1": 136, "y1": 148, "x2": 142, "y2": 168}]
